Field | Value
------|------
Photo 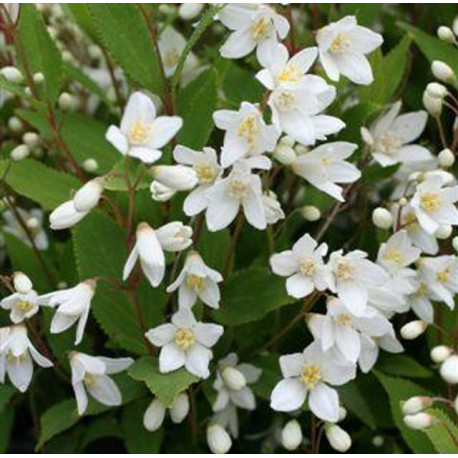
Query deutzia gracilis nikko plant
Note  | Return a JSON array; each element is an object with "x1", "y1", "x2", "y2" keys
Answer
[{"x1": 1, "y1": 3, "x2": 458, "y2": 454}]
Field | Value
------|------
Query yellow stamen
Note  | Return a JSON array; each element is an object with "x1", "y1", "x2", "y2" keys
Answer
[
  {"x1": 299, "y1": 258, "x2": 316, "y2": 276},
  {"x1": 252, "y1": 17, "x2": 271, "y2": 40},
  {"x1": 300, "y1": 364, "x2": 322, "y2": 389},
  {"x1": 128, "y1": 121, "x2": 151, "y2": 144},
  {"x1": 194, "y1": 164, "x2": 216, "y2": 184},
  {"x1": 186, "y1": 274, "x2": 205, "y2": 291},
  {"x1": 420, "y1": 192, "x2": 441, "y2": 212},
  {"x1": 175, "y1": 328, "x2": 195, "y2": 350}
]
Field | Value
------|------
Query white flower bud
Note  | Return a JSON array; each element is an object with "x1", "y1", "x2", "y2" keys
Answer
[
  {"x1": 279, "y1": 135, "x2": 295, "y2": 147},
  {"x1": 0, "y1": 66, "x2": 24, "y2": 84},
  {"x1": 206, "y1": 423, "x2": 232, "y2": 454},
  {"x1": 88, "y1": 45, "x2": 102, "y2": 60},
  {"x1": 294, "y1": 144, "x2": 309, "y2": 156},
  {"x1": 325, "y1": 424, "x2": 352, "y2": 452},
  {"x1": 22, "y1": 132, "x2": 40, "y2": 148},
  {"x1": 73, "y1": 178, "x2": 104, "y2": 212},
  {"x1": 158, "y1": 4, "x2": 175, "y2": 15},
  {"x1": 454, "y1": 17, "x2": 458, "y2": 36},
  {"x1": 423, "y1": 91, "x2": 443, "y2": 117},
  {"x1": 426, "y1": 82, "x2": 448, "y2": 99},
  {"x1": 10, "y1": 144, "x2": 29, "y2": 161},
  {"x1": 434, "y1": 224, "x2": 452, "y2": 239},
  {"x1": 58, "y1": 92, "x2": 74, "y2": 111},
  {"x1": 338, "y1": 406, "x2": 347, "y2": 422},
  {"x1": 453, "y1": 236, "x2": 458, "y2": 252},
  {"x1": 401, "y1": 396, "x2": 433, "y2": 415},
  {"x1": 300, "y1": 205, "x2": 321, "y2": 222},
  {"x1": 281, "y1": 419, "x2": 302, "y2": 451},
  {"x1": 62, "y1": 51, "x2": 73, "y2": 63},
  {"x1": 8, "y1": 116, "x2": 23, "y2": 132},
  {"x1": 372, "y1": 207, "x2": 393, "y2": 229},
  {"x1": 150, "y1": 180, "x2": 177, "y2": 202},
  {"x1": 221, "y1": 366, "x2": 246, "y2": 391},
  {"x1": 372, "y1": 435, "x2": 384, "y2": 447},
  {"x1": 431, "y1": 345, "x2": 453, "y2": 363},
  {"x1": 26, "y1": 217, "x2": 39, "y2": 230},
  {"x1": 400, "y1": 320, "x2": 428, "y2": 340},
  {"x1": 151, "y1": 165, "x2": 198, "y2": 191},
  {"x1": 454, "y1": 395, "x2": 458, "y2": 415},
  {"x1": 399, "y1": 196, "x2": 408, "y2": 206},
  {"x1": 440, "y1": 354, "x2": 458, "y2": 384},
  {"x1": 50, "y1": 200, "x2": 88, "y2": 230},
  {"x1": 13, "y1": 272, "x2": 33, "y2": 294},
  {"x1": 82, "y1": 158, "x2": 99, "y2": 173},
  {"x1": 57, "y1": 281, "x2": 68, "y2": 289},
  {"x1": 170, "y1": 392, "x2": 190, "y2": 424},
  {"x1": 32, "y1": 72, "x2": 45, "y2": 84},
  {"x1": 155, "y1": 221, "x2": 193, "y2": 251},
  {"x1": 437, "y1": 26, "x2": 455, "y2": 43},
  {"x1": 404, "y1": 413, "x2": 436, "y2": 430},
  {"x1": 178, "y1": 3, "x2": 204, "y2": 20},
  {"x1": 438, "y1": 148, "x2": 455, "y2": 168},
  {"x1": 273, "y1": 144, "x2": 297, "y2": 165},
  {"x1": 143, "y1": 398, "x2": 166, "y2": 432},
  {"x1": 432, "y1": 60, "x2": 456, "y2": 84}
]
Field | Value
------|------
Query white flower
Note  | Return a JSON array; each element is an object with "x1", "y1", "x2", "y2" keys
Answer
[
  {"x1": 167, "y1": 251, "x2": 223, "y2": 309},
  {"x1": 49, "y1": 200, "x2": 88, "y2": 230},
  {"x1": 3, "y1": 208, "x2": 48, "y2": 250},
  {"x1": 145, "y1": 308, "x2": 224, "y2": 379},
  {"x1": 151, "y1": 165, "x2": 198, "y2": 191},
  {"x1": 69, "y1": 352, "x2": 133, "y2": 415},
  {"x1": 361, "y1": 102, "x2": 430, "y2": 167},
  {"x1": 212, "y1": 353, "x2": 261, "y2": 414},
  {"x1": 106, "y1": 91, "x2": 182, "y2": 164},
  {"x1": 316, "y1": 15, "x2": 383, "y2": 85},
  {"x1": 0, "y1": 325, "x2": 53, "y2": 392},
  {"x1": 207, "y1": 423, "x2": 232, "y2": 454},
  {"x1": 143, "y1": 393, "x2": 190, "y2": 431},
  {"x1": 123, "y1": 222, "x2": 192, "y2": 288},
  {"x1": 292, "y1": 142, "x2": 360, "y2": 202},
  {"x1": 270, "y1": 233, "x2": 331, "y2": 299},
  {"x1": 37, "y1": 280, "x2": 96, "y2": 345},
  {"x1": 410, "y1": 175, "x2": 458, "y2": 235},
  {"x1": 270, "y1": 341, "x2": 355, "y2": 421},
  {"x1": 263, "y1": 192, "x2": 285, "y2": 225},
  {"x1": 150, "y1": 181, "x2": 177, "y2": 202},
  {"x1": 205, "y1": 159, "x2": 267, "y2": 231},
  {"x1": 307, "y1": 297, "x2": 393, "y2": 363},
  {"x1": 218, "y1": 4, "x2": 289, "y2": 64},
  {"x1": 328, "y1": 249, "x2": 389, "y2": 316},
  {"x1": 173, "y1": 145, "x2": 222, "y2": 216},
  {"x1": 73, "y1": 178, "x2": 104, "y2": 212},
  {"x1": 1, "y1": 289, "x2": 39, "y2": 324},
  {"x1": 213, "y1": 102, "x2": 279, "y2": 167}
]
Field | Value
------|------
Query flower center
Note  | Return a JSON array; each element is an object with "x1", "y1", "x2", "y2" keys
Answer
[
  {"x1": 7, "y1": 351, "x2": 26, "y2": 363},
  {"x1": 437, "y1": 267, "x2": 451, "y2": 283},
  {"x1": 252, "y1": 17, "x2": 271, "y2": 40},
  {"x1": 300, "y1": 364, "x2": 322, "y2": 389},
  {"x1": 379, "y1": 134, "x2": 402, "y2": 155},
  {"x1": 128, "y1": 121, "x2": 151, "y2": 144},
  {"x1": 186, "y1": 274, "x2": 205, "y2": 291},
  {"x1": 194, "y1": 164, "x2": 216, "y2": 185},
  {"x1": 237, "y1": 116, "x2": 258, "y2": 147},
  {"x1": 383, "y1": 249, "x2": 404, "y2": 265},
  {"x1": 278, "y1": 64, "x2": 301, "y2": 83},
  {"x1": 84, "y1": 373, "x2": 99, "y2": 387},
  {"x1": 334, "y1": 313, "x2": 352, "y2": 326},
  {"x1": 415, "y1": 282, "x2": 428, "y2": 296},
  {"x1": 16, "y1": 300, "x2": 34, "y2": 312},
  {"x1": 420, "y1": 192, "x2": 441, "y2": 212},
  {"x1": 321, "y1": 156, "x2": 332, "y2": 166},
  {"x1": 228, "y1": 179, "x2": 248, "y2": 199},
  {"x1": 403, "y1": 211, "x2": 420, "y2": 233},
  {"x1": 163, "y1": 49, "x2": 180, "y2": 69},
  {"x1": 299, "y1": 258, "x2": 317, "y2": 276},
  {"x1": 276, "y1": 91, "x2": 295, "y2": 112},
  {"x1": 335, "y1": 260, "x2": 354, "y2": 281},
  {"x1": 175, "y1": 328, "x2": 195, "y2": 350},
  {"x1": 330, "y1": 33, "x2": 351, "y2": 53}
]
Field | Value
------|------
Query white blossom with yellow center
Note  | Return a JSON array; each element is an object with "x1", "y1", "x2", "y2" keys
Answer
[{"x1": 1, "y1": 289, "x2": 39, "y2": 324}]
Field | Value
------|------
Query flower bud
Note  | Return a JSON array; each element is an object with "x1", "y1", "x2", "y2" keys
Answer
[
  {"x1": 453, "y1": 236, "x2": 458, "y2": 252},
  {"x1": 222, "y1": 366, "x2": 246, "y2": 391},
  {"x1": 454, "y1": 395, "x2": 458, "y2": 415},
  {"x1": 170, "y1": 392, "x2": 190, "y2": 424},
  {"x1": 143, "y1": 398, "x2": 166, "y2": 432},
  {"x1": 437, "y1": 26, "x2": 455, "y2": 44},
  {"x1": 404, "y1": 413, "x2": 436, "y2": 430},
  {"x1": 8, "y1": 116, "x2": 23, "y2": 132},
  {"x1": 58, "y1": 92, "x2": 74, "y2": 110},
  {"x1": 150, "y1": 180, "x2": 177, "y2": 202},
  {"x1": 151, "y1": 165, "x2": 198, "y2": 191},
  {"x1": 372, "y1": 207, "x2": 393, "y2": 229},
  {"x1": 206, "y1": 423, "x2": 232, "y2": 454},
  {"x1": 440, "y1": 354, "x2": 458, "y2": 384},
  {"x1": 430, "y1": 345, "x2": 453, "y2": 363},
  {"x1": 434, "y1": 224, "x2": 452, "y2": 240},
  {"x1": 438, "y1": 148, "x2": 455, "y2": 168},
  {"x1": 73, "y1": 178, "x2": 104, "y2": 212},
  {"x1": 454, "y1": 17, "x2": 458, "y2": 36},
  {"x1": 400, "y1": 320, "x2": 428, "y2": 340},
  {"x1": 401, "y1": 396, "x2": 433, "y2": 415},
  {"x1": 294, "y1": 144, "x2": 309, "y2": 156},
  {"x1": 0, "y1": 66, "x2": 24, "y2": 84},
  {"x1": 178, "y1": 3, "x2": 204, "y2": 20},
  {"x1": 273, "y1": 144, "x2": 296, "y2": 165},
  {"x1": 325, "y1": 424, "x2": 352, "y2": 452},
  {"x1": 82, "y1": 158, "x2": 99, "y2": 173},
  {"x1": 426, "y1": 82, "x2": 448, "y2": 99},
  {"x1": 32, "y1": 72, "x2": 45, "y2": 84},
  {"x1": 50, "y1": 200, "x2": 88, "y2": 230},
  {"x1": 399, "y1": 196, "x2": 408, "y2": 206},
  {"x1": 338, "y1": 406, "x2": 347, "y2": 422},
  {"x1": 372, "y1": 435, "x2": 384, "y2": 447},
  {"x1": 13, "y1": 272, "x2": 33, "y2": 294},
  {"x1": 155, "y1": 221, "x2": 193, "y2": 252},
  {"x1": 26, "y1": 217, "x2": 39, "y2": 230},
  {"x1": 22, "y1": 132, "x2": 40, "y2": 148},
  {"x1": 10, "y1": 144, "x2": 29, "y2": 161},
  {"x1": 423, "y1": 91, "x2": 443, "y2": 117},
  {"x1": 432, "y1": 60, "x2": 456, "y2": 84},
  {"x1": 300, "y1": 205, "x2": 321, "y2": 222},
  {"x1": 281, "y1": 419, "x2": 302, "y2": 451}
]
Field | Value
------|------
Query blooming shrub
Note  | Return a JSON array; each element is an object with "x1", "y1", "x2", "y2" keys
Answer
[{"x1": 0, "y1": 3, "x2": 458, "y2": 454}]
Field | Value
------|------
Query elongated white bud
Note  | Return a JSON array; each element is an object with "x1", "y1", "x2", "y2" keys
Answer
[
  {"x1": 281, "y1": 419, "x2": 302, "y2": 451},
  {"x1": 8, "y1": 117, "x2": 23, "y2": 132},
  {"x1": 300, "y1": 205, "x2": 321, "y2": 222},
  {"x1": 454, "y1": 17, "x2": 458, "y2": 36},
  {"x1": 404, "y1": 412, "x2": 436, "y2": 430},
  {"x1": 151, "y1": 165, "x2": 198, "y2": 191},
  {"x1": 73, "y1": 178, "x2": 104, "y2": 212},
  {"x1": 453, "y1": 236, "x2": 458, "y2": 252},
  {"x1": 58, "y1": 92, "x2": 74, "y2": 110},
  {"x1": 430, "y1": 345, "x2": 453, "y2": 363},
  {"x1": 432, "y1": 60, "x2": 456, "y2": 84},
  {"x1": 23, "y1": 132, "x2": 40, "y2": 148},
  {"x1": 178, "y1": 3, "x2": 204, "y2": 20},
  {"x1": 325, "y1": 424, "x2": 352, "y2": 452},
  {"x1": 10, "y1": 144, "x2": 29, "y2": 161},
  {"x1": 400, "y1": 320, "x2": 428, "y2": 340},
  {"x1": 170, "y1": 392, "x2": 190, "y2": 424},
  {"x1": 222, "y1": 366, "x2": 246, "y2": 391},
  {"x1": 50, "y1": 200, "x2": 88, "y2": 230},
  {"x1": 1, "y1": 66, "x2": 24, "y2": 84},
  {"x1": 338, "y1": 406, "x2": 347, "y2": 422},
  {"x1": 440, "y1": 354, "x2": 458, "y2": 384},
  {"x1": 372, "y1": 207, "x2": 393, "y2": 229},
  {"x1": 273, "y1": 144, "x2": 296, "y2": 165},
  {"x1": 426, "y1": 82, "x2": 447, "y2": 99},
  {"x1": 13, "y1": 272, "x2": 33, "y2": 294},
  {"x1": 143, "y1": 398, "x2": 166, "y2": 432},
  {"x1": 206, "y1": 423, "x2": 232, "y2": 454},
  {"x1": 423, "y1": 91, "x2": 443, "y2": 117},
  {"x1": 454, "y1": 395, "x2": 458, "y2": 415},
  {"x1": 437, "y1": 26, "x2": 455, "y2": 43},
  {"x1": 438, "y1": 148, "x2": 455, "y2": 168},
  {"x1": 401, "y1": 396, "x2": 433, "y2": 415},
  {"x1": 82, "y1": 158, "x2": 99, "y2": 173},
  {"x1": 434, "y1": 224, "x2": 452, "y2": 240},
  {"x1": 150, "y1": 180, "x2": 176, "y2": 202}
]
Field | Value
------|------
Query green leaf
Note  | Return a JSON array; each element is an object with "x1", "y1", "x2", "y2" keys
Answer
[
  {"x1": 128, "y1": 357, "x2": 198, "y2": 407},
  {"x1": 197, "y1": 228, "x2": 231, "y2": 272},
  {"x1": 423, "y1": 408, "x2": 458, "y2": 454},
  {"x1": 382, "y1": 35, "x2": 411, "y2": 101},
  {"x1": 339, "y1": 4, "x2": 382, "y2": 26},
  {"x1": 65, "y1": 4, "x2": 98, "y2": 40},
  {"x1": 17, "y1": 4, "x2": 63, "y2": 103},
  {"x1": 88, "y1": 4, "x2": 163, "y2": 95},
  {"x1": 251, "y1": 354, "x2": 281, "y2": 401},
  {"x1": 177, "y1": 68, "x2": 218, "y2": 149},
  {"x1": 362, "y1": 162, "x2": 400, "y2": 184},
  {"x1": 374, "y1": 371, "x2": 436, "y2": 453},
  {"x1": 221, "y1": 62, "x2": 264, "y2": 105},
  {"x1": 0, "y1": 75, "x2": 43, "y2": 109},
  {"x1": 0, "y1": 159, "x2": 79, "y2": 209},
  {"x1": 79, "y1": 417, "x2": 122, "y2": 451},
  {"x1": 0, "y1": 386, "x2": 16, "y2": 453},
  {"x1": 376, "y1": 354, "x2": 433, "y2": 379},
  {"x1": 213, "y1": 268, "x2": 295, "y2": 326}
]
